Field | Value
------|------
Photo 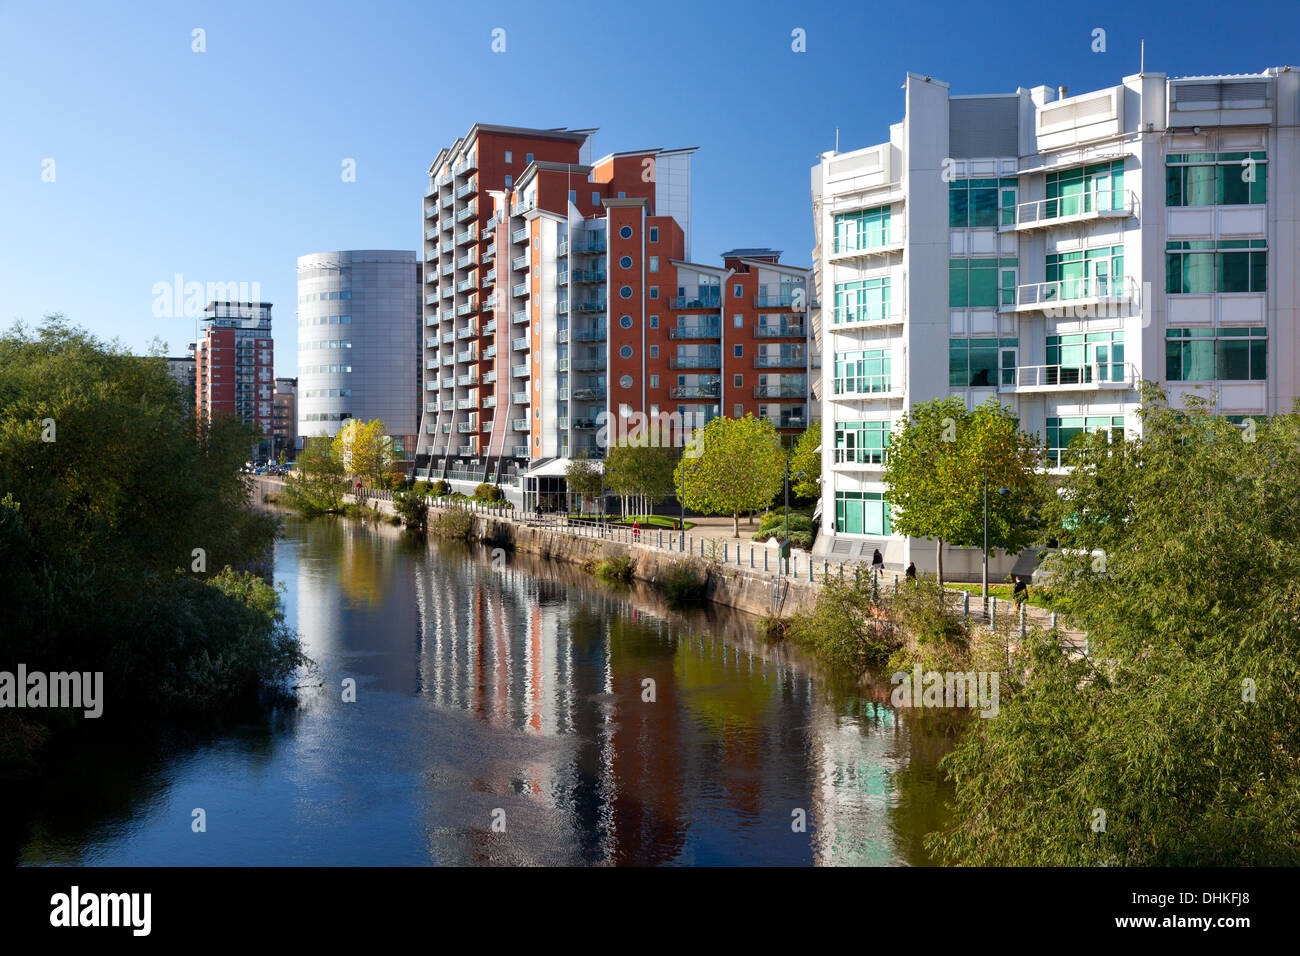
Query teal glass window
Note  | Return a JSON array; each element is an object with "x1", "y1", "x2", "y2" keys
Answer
[
  {"x1": 833, "y1": 205, "x2": 892, "y2": 253},
  {"x1": 835, "y1": 491, "x2": 892, "y2": 536},
  {"x1": 1046, "y1": 416, "x2": 1126, "y2": 467},
  {"x1": 834, "y1": 420, "x2": 891, "y2": 465},
  {"x1": 1166, "y1": 240, "x2": 1267, "y2": 294},
  {"x1": 833, "y1": 277, "x2": 890, "y2": 324},
  {"x1": 1165, "y1": 327, "x2": 1266, "y2": 381},
  {"x1": 1166, "y1": 152, "x2": 1267, "y2": 207}
]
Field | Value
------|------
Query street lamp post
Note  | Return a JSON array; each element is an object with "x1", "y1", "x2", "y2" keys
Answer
[
  {"x1": 784, "y1": 459, "x2": 806, "y2": 577},
  {"x1": 983, "y1": 464, "x2": 1012, "y2": 607}
]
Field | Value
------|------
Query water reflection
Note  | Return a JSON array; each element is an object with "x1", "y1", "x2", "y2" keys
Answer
[{"x1": 10, "y1": 517, "x2": 953, "y2": 866}]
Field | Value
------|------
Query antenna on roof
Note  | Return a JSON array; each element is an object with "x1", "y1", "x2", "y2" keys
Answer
[
  {"x1": 1140, "y1": 39, "x2": 1145, "y2": 75},
  {"x1": 835, "y1": 127, "x2": 840, "y2": 152}
]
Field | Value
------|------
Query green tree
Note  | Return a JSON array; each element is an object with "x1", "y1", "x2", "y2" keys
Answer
[
  {"x1": 929, "y1": 386, "x2": 1300, "y2": 865},
  {"x1": 282, "y1": 437, "x2": 346, "y2": 515},
  {"x1": 565, "y1": 453, "x2": 603, "y2": 514},
  {"x1": 673, "y1": 414, "x2": 784, "y2": 537},
  {"x1": 884, "y1": 397, "x2": 1044, "y2": 587},
  {"x1": 605, "y1": 441, "x2": 680, "y2": 522},
  {"x1": 788, "y1": 420, "x2": 821, "y2": 499}
]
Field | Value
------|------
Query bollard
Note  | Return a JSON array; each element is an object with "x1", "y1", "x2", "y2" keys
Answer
[
  {"x1": 1019, "y1": 602, "x2": 1026, "y2": 639},
  {"x1": 658, "y1": 529, "x2": 663, "y2": 549},
  {"x1": 839, "y1": 563, "x2": 844, "y2": 582},
  {"x1": 990, "y1": 597, "x2": 997, "y2": 628},
  {"x1": 724, "y1": 542, "x2": 729, "y2": 563},
  {"x1": 750, "y1": 546, "x2": 754, "y2": 569},
  {"x1": 808, "y1": 560, "x2": 813, "y2": 582},
  {"x1": 963, "y1": 591, "x2": 970, "y2": 624},
  {"x1": 1050, "y1": 611, "x2": 1057, "y2": 630},
  {"x1": 764, "y1": 548, "x2": 768, "y2": 572},
  {"x1": 822, "y1": 560, "x2": 828, "y2": 581},
  {"x1": 893, "y1": 573, "x2": 898, "y2": 595}
]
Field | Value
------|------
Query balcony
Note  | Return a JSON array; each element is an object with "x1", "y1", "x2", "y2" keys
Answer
[
  {"x1": 571, "y1": 238, "x2": 605, "y2": 254},
  {"x1": 753, "y1": 292, "x2": 806, "y2": 309},
  {"x1": 483, "y1": 345, "x2": 497, "y2": 358},
  {"x1": 441, "y1": 424, "x2": 452, "y2": 434},
  {"x1": 457, "y1": 445, "x2": 476, "y2": 456},
  {"x1": 671, "y1": 295, "x2": 721, "y2": 310},
  {"x1": 573, "y1": 418, "x2": 598, "y2": 430},
  {"x1": 574, "y1": 300, "x2": 606, "y2": 313},
  {"x1": 425, "y1": 204, "x2": 438, "y2": 220},
  {"x1": 455, "y1": 279, "x2": 474, "y2": 294},
  {"x1": 1003, "y1": 188, "x2": 1136, "y2": 232},
  {"x1": 441, "y1": 193, "x2": 454, "y2": 209},
  {"x1": 455, "y1": 181, "x2": 476, "y2": 199},
  {"x1": 455, "y1": 230, "x2": 476, "y2": 247},
  {"x1": 456, "y1": 203, "x2": 478, "y2": 223},
  {"x1": 754, "y1": 355, "x2": 806, "y2": 368},
  {"x1": 455, "y1": 152, "x2": 477, "y2": 175},
  {"x1": 512, "y1": 391, "x2": 529, "y2": 404},
  {"x1": 440, "y1": 378, "x2": 455, "y2": 389},
  {"x1": 556, "y1": 358, "x2": 569, "y2": 372},
  {"x1": 572, "y1": 269, "x2": 606, "y2": 283},
  {"x1": 556, "y1": 328, "x2": 569, "y2": 343},
  {"x1": 425, "y1": 358, "x2": 439, "y2": 370},
  {"x1": 573, "y1": 327, "x2": 607, "y2": 342},
  {"x1": 832, "y1": 375, "x2": 902, "y2": 399},
  {"x1": 456, "y1": 373, "x2": 478, "y2": 387},
  {"x1": 457, "y1": 422, "x2": 476, "y2": 433},
  {"x1": 440, "y1": 330, "x2": 455, "y2": 344},
  {"x1": 670, "y1": 384, "x2": 721, "y2": 399},
  {"x1": 425, "y1": 228, "x2": 438, "y2": 241},
  {"x1": 572, "y1": 358, "x2": 605, "y2": 371},
  {"x1": 483, "y1": 319, "x2": 497, "y2": 333},
  {"x1": 670, "y1": 355, "x2": 721, "y2": 369},
  {"x1": 556, "y1": 417, "x2": 570, "y2": 430},
  {"x1": 483, "y1": 243, "x2": 496, "y2": 260},
  {"x1": 764, "y1": 415, "x2": 807, "y2": 430},
  {"x1": 557, "y1": 239, "x2": 568, "y2": 256},
  {"x1": 481, "y1": 397, "x2": 496, "y2": 409},
  {"x1": 572, "y1": 387, "x2": 606, "y2": 401},
  {"x1": 457, "y1": 349, "x2": 475, "y2": 362},
  {"x1": 511, "y1": 255, "x2": 528, "y2": 271},
  {"x1": 456, "y1": 301, "x2": 477, "y2": 317},
  {"x1": 512, "y1": 283, "x2": 529, "y2": 297},
  {"x1": 512, "y1": 419, "x2": 529, "y2": 432},
  {"x1": 512, "y1": 364, "x2": 529, "y2": 377},
  {"x1": 425, "y1": 402, "x2": 440, "y2": 413},
  {"x1": 483, "y1": 272, "x2": 496, "y2": 289},
  {"x1": 511, "y1": 227, "x2": 528, "y2": 244},
  {"x1": 481, "y1": 371, "x2": 497, "y2": 383},
  {"x1": 669, "y1": 325, "x2": 720, "y2": 340},
  {"x1": 556, "y1": 299, "x2": 569, "y2": 314},
  {"x1": 1010, "y1": 275, "x2": 1139, "y2": 314},
  {"x1": 483, "y1": 294, "x2": 498, "y2": 309},
  {"x1": 754, "y1": 323, "x2": 806, "y2": 338},
  {"x1": 512, "y1": 309, "x2": 529, "y2": 325},
  {"x1": 425, "y1": 381, "x2": 439, "y2": 391},
  {"x1": 831, "y1": 306, "x2": 905, "y2": 329},
  {"x1": 457, "y1": 398, "x2": 474, "y2": 410},
  {"x1": 456, "y1": 253, "x2": 476, "y2": 269},
  {"x1": 440, "y1": 263, "x2": 454, "y2": 277},
  {"x1": 833, "y1": 448, "x2": 888, "y2": 468},
  {"x1": 512, "y1": 337, "x2": 530, "y2": 351},
  {"x1": 425, "y1": 294, "x2": 438, "y2": 306},
  {"x1": 999, "y1": 362, "x2": 1135, "y2": 394},
  {"x1": 828, "y1": 229, "x2": 905, "y2": 262},
  {"x1": 754, "y1": 385, "x2": 805, "y2": 399},
  {"x1": 557, "y1": 271, "x2": 569, "y2": 286},
  {"x1": 457, "y1": 323, "x2": 478, "y2": 339}
]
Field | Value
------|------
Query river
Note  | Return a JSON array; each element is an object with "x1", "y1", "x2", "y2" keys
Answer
[{"x1": 7, "y1": 515, "x2": 955, "y2": 866}]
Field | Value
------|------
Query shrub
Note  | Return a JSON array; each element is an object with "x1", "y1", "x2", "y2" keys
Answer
[
  {"x1": 473, "y1": 482, "x2": 504, "y2": 503},
  {"x1": 596, "y1": 554, "x2": 634, "y2": 583},
  {"x1": 392, "y1": 487, "x2": 430, "y2": 532},
  {"x1": 785, "y1": 576, "x2": 898, "y2": 672},
  {"x1": 429, "y1": 479, "x2": 450, "y2": 497},
  {"x1": 657, "y1": 561, "x2": 706, "y2": 602},
  {"x1": 430, "y1": 506, "x2": 474, "y2": 540}
]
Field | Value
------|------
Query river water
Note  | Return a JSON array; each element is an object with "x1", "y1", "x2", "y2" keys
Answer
[{"x1": 8, "y1": 516, "x2": 955, "y2": 866}]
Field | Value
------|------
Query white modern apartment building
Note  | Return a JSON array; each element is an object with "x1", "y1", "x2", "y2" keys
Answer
[
  {"x1": 813, "y1": 67, "x2": 1300, "y2": 576},
  {"x1": 296, "y1": 250, "x2": 421, "y2": 463}
]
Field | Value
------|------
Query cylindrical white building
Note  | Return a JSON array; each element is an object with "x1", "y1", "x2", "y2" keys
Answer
[{"x1": 296, "y1": 250, "x2": 421, "y2": 463}]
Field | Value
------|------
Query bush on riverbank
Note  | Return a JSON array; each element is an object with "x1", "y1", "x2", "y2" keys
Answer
[
  {"x1": 430, "y1": 505, "x2": 475, "y2": 540},
  {"x1": 656, "y1": 561, "x2": 707, "y2": 603},
  {"x1": 783, "y1": 576, "x2": 898, "y2": 672},
  {"x1": 392, "y1": 487, "x2": 429, "y2": 532},
  {"x1": 0, "y1": 318, "x2": 308, "y2": 770},
  {"x1": 595, "y1": 554, "x2": 634, "y2": 583}
]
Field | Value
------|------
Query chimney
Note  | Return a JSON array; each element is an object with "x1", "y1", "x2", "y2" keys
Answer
[{"x1": 1058, "y1": 85, "x2": 1068, "y2": 99}]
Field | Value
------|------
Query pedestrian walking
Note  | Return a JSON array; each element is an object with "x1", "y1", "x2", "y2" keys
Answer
[
  {"x1": 1013, "y1": 574, "x2": 1029, "y2": 612},
  {"x1": 905, "y1": 561, "x2": 917, "y2": 582},
  {"x1": 632, "y1": 521, "x2": 641, "y2": 542},
  {"x1": 872, "y1": 548, "x2": 884, "y2": 575}
]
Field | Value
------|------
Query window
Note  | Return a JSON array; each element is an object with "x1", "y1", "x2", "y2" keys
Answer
[
  {"x1": 1167, "y1": 152, "x2": 1267, "y2": 206},
  {"x1": 949, "y1": 179, "x2": 1018, "y2": 228},
  {"x1": 1045, "y1": 160, "x2": 1126, "y2": 218},
  {"x1": 650, "y1": 375, "x2": 659, "y2": 388},
  {"x1": 734, "y1": 314, "x2": 743, "y2": 328},
  {"x1": 619, "y1": 255, "x2": 633, "y2": 269},
  {"x1": 734, "y1": 283, "x2": 743, "y2": 298},
  {"x1": 619, "y1": 375, "x2": 633, "y2": 388},
  {"x1": 649, "y1": 287, "x2": 659, "y2": 299},
  {"x1": 834, "y1": 204, "x2": 893, "y2": 252},
  {"x1": 504, "y1": 175, "x2": 512, "y2": 188},
  {"x1": 619, "y1": 285, "x2": 633, "y2": 299},
  {"x1": 834, "y1": 277, "x2": 890, "y2": 323},
  {"x1": 504, "y1": 150, "x2": 512, "y2": 164},
  {"x1": 525, "y1": 153, "x2": 533, "y2": 164},
  {"x1": 1040, "y1": 332, "x2": 1125, "y2": 384},
  {"x1": 734, "y1": 404, "x2": 744, "y2": 417},
  {"x1": 619, "y1": 345, "x2": 634, "y2": 359},
  {"x1": 619, "y1": 315, "x2": 633, "y2": 329},
  {"x1": 649, "y1": 227, "x2": 659, "y2": 242},
  {"x1": 1045, "y1": 246, "x2": 1124, "y2": 300},
  {"x1": 593, "y1": 192, "x2": 601, "y2": 206},
  {"x1": 733, "y1": 344, "x2": 743, "y2": 358},
  {"x1": 1046, "y1": 416, "x2": 1126, "y2": 467},
  {"x1": 948, "y1": 338, "x2": 1018, "y2": 388},
  {"x1": 835, "y1": 491, "x2": 892, "y2": 535},
  {"x1": 1165, "y1": 327, "x2": 1266, "y2": 381},
  {"x1": 733, "y1": 374, "x2": 743, "y2": 387},
  {"x1": 833, "y1": 349, "x2": 891, "y2": 394},
  {"x1": 1166, "y1": 240, "x2": 1267, "y2": 293},
  {"x1": 950, "y1": 258, "x2": 1018, "y2": 307},
  {"x1": 649, "y1": 315, "x2": 658, "y2": 329},
  {"x1": 569, "y1": 190, "x2": 577, "y2": 203},
  {"x1": 649, "y1": 256, "x2": 659, "y2": 273},
  {"x1": 835, "y1": 420, "x2": 891, "y2": 464},
  {"x1": 649, "y1": 344, "x2": 658, "y2": 358}
]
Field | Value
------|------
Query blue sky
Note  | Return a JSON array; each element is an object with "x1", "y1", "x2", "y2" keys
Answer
[{"x1": 3, "y1": 0, "x2": 1298, "y2": 377}]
